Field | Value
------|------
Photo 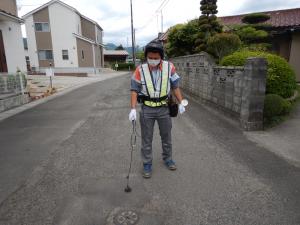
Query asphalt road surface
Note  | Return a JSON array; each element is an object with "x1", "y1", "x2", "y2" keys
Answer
[{"x1": 0, "y1": 74, "x2": 299, "y2": 225}]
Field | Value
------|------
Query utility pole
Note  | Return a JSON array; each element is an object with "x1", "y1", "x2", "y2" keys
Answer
[
  {"x1": 133, "y1": 28, "x2": 136, "y2": 55},
  {"x1": 130, "y1": 0, "x2": 136, "y2": 65},
  {"x1": 161, "y1": 10, "x2": 163, "y2": 32}
]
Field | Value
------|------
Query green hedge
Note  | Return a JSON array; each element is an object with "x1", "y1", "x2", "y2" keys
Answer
[
  {"x1": 112, "y1": 63, "x2": 136, "y2": 71},
  {"x1": 221, "y1": 51, "x2": 297, "y2": 98},
  {"x1": 264, "y1": 94, "x2": 291, "y2": 120}
]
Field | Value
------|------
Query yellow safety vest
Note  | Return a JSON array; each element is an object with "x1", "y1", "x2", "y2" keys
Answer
[{"x1": 141, "y1": 61, "x2": 170, "y2": 107}]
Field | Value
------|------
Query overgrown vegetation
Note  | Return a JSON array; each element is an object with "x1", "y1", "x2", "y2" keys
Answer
[
  {"x1": 136, "y1": 51, "x2": 145, "y2": 62},
  {"x1": 166, "y1": 19, "x2": 200, "y2": 57},
  {"x1": 207, "y1": 33, "x2": 241, "y2": 62}
]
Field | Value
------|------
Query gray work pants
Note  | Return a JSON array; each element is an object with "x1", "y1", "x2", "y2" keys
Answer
[{"x1": 139, "y1": 105, "x2": 172, "y2": 165}]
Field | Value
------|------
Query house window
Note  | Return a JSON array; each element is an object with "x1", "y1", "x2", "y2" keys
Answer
[
  {"x1": 38, "y1": 50, "x2": 53, "y2": 60},
  {"x1": 81, "y1": 50, "x2": 84, "y2": 59},
  {"x1": 35, "y1": 23, "x2": 50, "y2": 32},
  {"x1": 62, "y1": 50, "x2": 69, "y2": 60}
]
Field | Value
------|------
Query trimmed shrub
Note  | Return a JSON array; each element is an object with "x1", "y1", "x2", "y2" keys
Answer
[
  {"x1": 196, "y1": 0, "x2": 222, "y2": 52},
  {"x1": 207, "y1": 33, "x2": 242, "y2": 62},
  {"x1": 233, "y1": 13, "x2": 272, "y2": 51},
  {"x1": 264, "y1": 94, "x2": 291, "y2": 120},
  {"x1": 242, "y1": 13, "x2": 271, "y2": 24},
  {"x1": 236, "y1": 26, "x2": 269, "y2": 43},
  {"x1": 221, "y1": 51, "x2": 297, "y2": 98},
  {"x1": 282, "y1": 99, "x2": 292, "y2": 114}
]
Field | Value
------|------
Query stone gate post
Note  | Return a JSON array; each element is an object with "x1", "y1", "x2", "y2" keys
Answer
[{"x1": 240, "y1": 58, "x2": 267, "y2": 131}]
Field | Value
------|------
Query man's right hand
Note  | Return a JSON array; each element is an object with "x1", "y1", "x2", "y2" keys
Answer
[{"x1": 129, "y1": 109, "x2": 137, "y2": 121}]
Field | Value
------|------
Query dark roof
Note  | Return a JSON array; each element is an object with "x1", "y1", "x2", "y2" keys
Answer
[
  {"x1": 151, "y1": 30, "x2": 170, "y2": 43},
  {"x1": 159, "y1": 30, "x2": 169, "y2": 41},
  {"x1": 0, "y1": 9, "x2": 23, "y2": 22},
  {"x1": 220, "y1": 8, "x2": 300, "y2": 28}
]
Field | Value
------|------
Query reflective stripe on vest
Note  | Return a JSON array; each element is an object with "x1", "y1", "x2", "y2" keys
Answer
[{"x1": 141, "y1": 61, "x2": 170, "y2": 107}]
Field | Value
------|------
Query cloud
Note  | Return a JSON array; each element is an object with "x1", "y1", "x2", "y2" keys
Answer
[
  {"x1": 17, "y1": 0, "x2": 300, "y2": 47},
  {"x1": 232, "y1": 0, "x2": 300, "y2": 14}
]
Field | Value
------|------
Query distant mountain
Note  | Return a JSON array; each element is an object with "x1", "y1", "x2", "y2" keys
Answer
[
  {"x1": 125, "y1": 46, "x2": 144, "y2": 56},
  {"x1": 104, "y1": 43, "x2": 117, "y2": 50},
  {"x1": 104, "y1": 43, "x2": 144, "y2": 56}
]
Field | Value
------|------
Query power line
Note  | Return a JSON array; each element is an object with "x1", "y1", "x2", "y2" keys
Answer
[
  {"x1": 18, "y1": 4, "x2": 41, "y2": 6},
  {"x1": 136, "y1": 0, "x2": 172, "y2": 31},
  {"x1": 156, "y1": 0, "x2": 171, "y2": 13}
]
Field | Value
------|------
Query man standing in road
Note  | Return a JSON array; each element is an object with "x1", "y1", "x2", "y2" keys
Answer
[{"x1": 129, "y1": 40, "x2": 186, "y2": 178}]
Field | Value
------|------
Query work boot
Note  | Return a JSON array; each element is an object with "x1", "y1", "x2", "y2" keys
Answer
[
  {"x1": 164, "y1": 159, "x2": 177, "y2": 171},
  {"x1": 143, "y1": 163, "x2": 152, "y2": 179}
]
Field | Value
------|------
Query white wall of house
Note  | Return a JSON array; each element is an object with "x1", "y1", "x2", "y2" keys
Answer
[
  {"x1": 96, "y1": 26, "x2": 102, "y2": 45},
  {"x1": 24, "y1": 15, "x2": 39, "y2": 69},
  {"x1": 75, "y1": 12, "x2": 82, "y2": 36},
  {"x1": 0, "y1": 20, "x2": 26, "y2": 73},
  {"x1": 48, "y1": 2, "x2": 80, "y2": 68}
]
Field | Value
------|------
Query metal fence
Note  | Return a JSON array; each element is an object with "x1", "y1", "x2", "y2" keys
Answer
[{"x1": 0, "y1": 73, "x2": 27, "y2": 96}]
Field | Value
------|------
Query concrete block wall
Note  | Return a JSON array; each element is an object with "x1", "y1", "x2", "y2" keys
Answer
[
  {"x1": 171, "y1": 53, "x2": 267, "y2": 131},
  {"x1": 0, "y1": 74, "x2": 26, "y2": 95},
  {"x1": 0, "y1": 95, "x2": 30, "y2": 113},
  {"x1": 0, "y1": 74, "x2": 29, "y2": 113}
]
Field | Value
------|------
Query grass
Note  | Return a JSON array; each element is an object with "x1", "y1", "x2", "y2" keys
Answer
[{"x1": 263, "y1": 85, "x2": 300, "y2": 129}]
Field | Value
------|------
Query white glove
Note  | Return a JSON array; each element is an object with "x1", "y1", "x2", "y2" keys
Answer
[
  {"x1": 179, "y1": 104, "x2": 186, "y2": 114},
  {"x1": 129, "y1": 109, "x2": 137, "y2": 121}
]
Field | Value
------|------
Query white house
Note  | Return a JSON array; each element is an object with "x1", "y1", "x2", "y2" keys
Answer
[
  {"x1": 22, "y1": 0, "x2": 104, "y2": 74},
  {"x1": 0, "y1": 0, "x2": 26, "y2": 73}
]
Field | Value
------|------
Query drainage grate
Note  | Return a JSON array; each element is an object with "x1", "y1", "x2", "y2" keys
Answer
[{"x1": 113, "y1": 210, "x2": 139, "y2": 225}]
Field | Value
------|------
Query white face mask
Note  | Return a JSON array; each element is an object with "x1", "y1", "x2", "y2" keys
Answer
[{"x1": 147, "y1": 58, "x2": 161, "y2": 67}]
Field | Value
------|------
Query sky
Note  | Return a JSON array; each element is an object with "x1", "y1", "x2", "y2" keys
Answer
[{"x1": 17, "y1": 0, "x2": 300, "y2": 47}]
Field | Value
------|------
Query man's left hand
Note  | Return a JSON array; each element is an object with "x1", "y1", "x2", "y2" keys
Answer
[{"x1": 179, "y1": 104, "x2": 186, "y2": 114}]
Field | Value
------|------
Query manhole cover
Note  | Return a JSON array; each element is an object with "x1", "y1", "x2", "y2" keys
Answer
[{"x1": 113, "y1": 210, "x2": 139, "y2": 225}]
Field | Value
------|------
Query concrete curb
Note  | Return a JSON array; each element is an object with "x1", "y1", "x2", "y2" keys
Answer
[{"x1": 0, "y1": 72, "x2": 129, "y2": 122}]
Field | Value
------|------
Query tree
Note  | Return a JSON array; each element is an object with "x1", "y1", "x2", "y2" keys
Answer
[
  {"x1": 195, "y1": 0, "x2": 222, "y2": 52},
  {"x1": 242, "y1": 13, "x2": 271, "y2": 24},
  {"x1": 233, "y1": 13, "x2": 271, "y2": 51},
  {"x1": 207, "y1": 33, "x2": 241, "y2": 62},
  {"x1": 115, "y1": 44, "x2": 125, "y2": 50},
  {"x1": 166, "y1": 19, "x2": 200, "y2": 58},
  {"x1": 136, "y1": 50, "x2": 145, "y2": 62}
]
